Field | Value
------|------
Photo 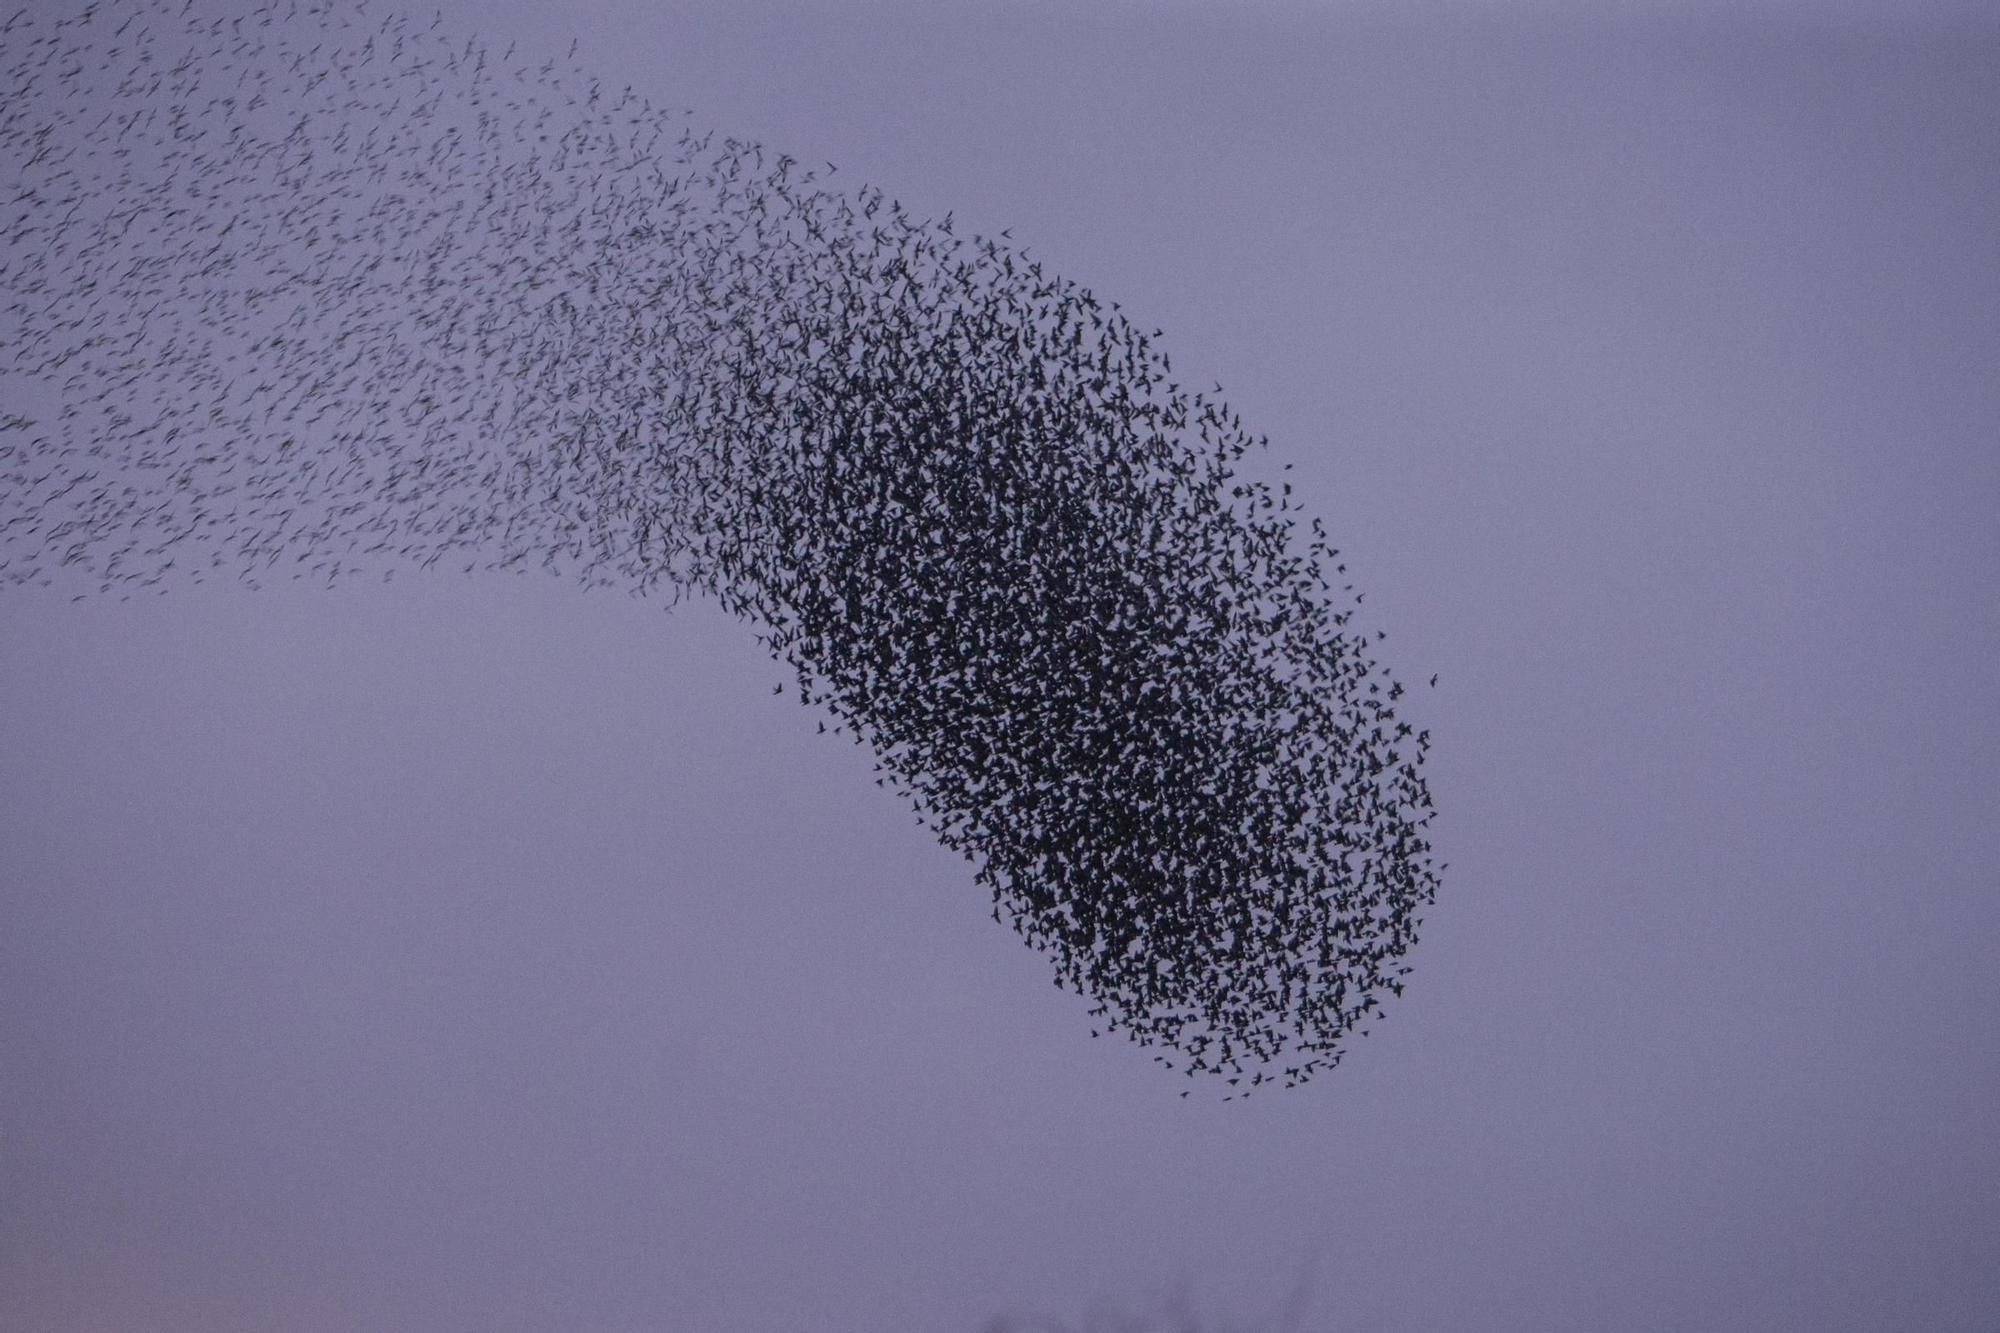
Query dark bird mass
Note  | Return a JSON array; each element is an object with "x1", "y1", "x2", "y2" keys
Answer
[{"x1": 1, "y1": 0, "x2": 1442, "y2": 1090}]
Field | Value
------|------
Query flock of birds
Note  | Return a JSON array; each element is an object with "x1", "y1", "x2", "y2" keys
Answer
[{"x1": 1, "y1": 0, "x2": 1443, "y2": 1092}]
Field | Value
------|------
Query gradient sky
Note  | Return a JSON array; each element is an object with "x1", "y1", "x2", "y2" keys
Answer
[{"x1": 3, "y1": 2, "x2": 1997, "y2": 1330}]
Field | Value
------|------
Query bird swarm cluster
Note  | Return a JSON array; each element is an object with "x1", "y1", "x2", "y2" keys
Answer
[{"x1": 1, "y1": 0, "x2": 1443, "y2": 1092}]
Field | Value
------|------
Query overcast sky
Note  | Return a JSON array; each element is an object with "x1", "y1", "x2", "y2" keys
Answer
[{"x1": 3, "y1": 2, "x2": 1996, "y2": 1330}]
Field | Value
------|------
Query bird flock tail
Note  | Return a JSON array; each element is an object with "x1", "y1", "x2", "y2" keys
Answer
[{"x1": 1, "y1": 0, "x2": 1442, "y2": 1092}]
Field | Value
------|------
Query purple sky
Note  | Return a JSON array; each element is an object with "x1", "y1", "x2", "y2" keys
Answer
[{"x1": 4, "y1": 2, "x2": 1997, "y2": 1330}]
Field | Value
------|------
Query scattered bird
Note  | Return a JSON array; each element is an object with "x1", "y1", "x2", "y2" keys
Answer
[{"x1": 0, "y1": 0, "x2": 1443, "y2": 1093}]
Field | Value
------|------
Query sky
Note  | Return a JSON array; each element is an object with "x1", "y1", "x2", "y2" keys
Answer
[{"x1": 3, "y1": 2, "x2": 1998, "y2": 1330}]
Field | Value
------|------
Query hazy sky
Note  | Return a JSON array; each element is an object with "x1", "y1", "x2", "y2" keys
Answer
[{"x1": 3, "y1": 2, "x2": 1996, "y2": 1330}]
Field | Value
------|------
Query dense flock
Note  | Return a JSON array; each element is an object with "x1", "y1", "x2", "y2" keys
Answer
[{"x1": 1, "y1": 0, "x2": 1442, "y2": 1090}]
